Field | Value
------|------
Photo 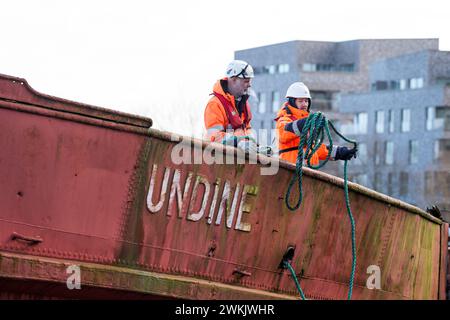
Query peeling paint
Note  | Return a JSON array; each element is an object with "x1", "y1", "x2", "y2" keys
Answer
[{"x1": 0, "y1": 73, "x2": 446, "y2": 300}]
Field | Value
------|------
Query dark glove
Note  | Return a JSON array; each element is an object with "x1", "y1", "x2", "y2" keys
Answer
[
  {"x1": 284, "y1": 118, "x2": 306, "y2": 136},
  {"x1": 335, "y1": 146, "x2": 357, "y2": 161}
]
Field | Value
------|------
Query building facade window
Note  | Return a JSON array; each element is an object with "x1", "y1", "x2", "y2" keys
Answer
[
  {"x1": 255, "y1": 65, "x2": 288, "y2": 75},
  {"x1": 339, "y1": 119, "x2": 355, "y2": 135},
  {"x1": 271, "y1": 91, "x2": 280, "y2": 112},
  {"x1": 278, "y1": 64, "x2": 290, "y2": 73},
  {"x1": 385, "y1": 141, "x2": 394, "y2": 165},
  {"x1": 302, "y1": 63, "x2": 316, "y2": 72},
  {"x1": 311, "y1": 91, "x2": 333, "y2": 111},
  {"x1": 374, "y1": 172, "x2": 382, "y2": 192},
  {"x1": 438, "y1": 106, "x2": 450, "y2": 131},
  {"x1": 357, "y1": 143, "x2": 367, "y2": 163},
  {"x1": 387, "y1": 172, "x2": 394, "y2": 195},
  {"x1": 373, "y1": 81, "x2": 388, "y2": 91},
  {"x1": 374, "y1": 141, "x2": 380, "y2": 165},
  {"x1": 426, "y1": 107, "x2": 434, "y2": 130},
  {"x1": 427, "y1": 106, "x2": 449, "y2": 130},
  {"x1": 434, "y1": 139, "x2": 450, "y2": 163},
  {"x1": 417, "y1": 78, "x2": 424, "y2": 88},
  {"x1": 260, "y1": 120, "x2": 265, "y2": 130},
  {"x1": 256, "y1": 64, "x2": 292, "y2": 75},
  {"x1": 401, "y1": 108, "x2": 411, "y2": 132},
  {"x1": 354, "y1": 112, "x2": 368, "y2": 134},
  {"x1": 399, "y1": 79, "x2": 407, "y2": 90},
  {"x1": 253, "y1": 66, "x2": 263, "y2": 75},
  {"x1": 410, "y1": 77, "x2": 424, "y2": 89},
  {"x1": 390, "y1": 80, "x2": 400, "y2": 90},
  {"x1": 387, "y1": 109, "x2": 394, "y2": 133},
  {"x1": 424, "y1": 171, "x2": 433, "y2": 195},
  {"x1": 264, "y1": 65, "x2": 276, "y2": 74},
  {"x1": 303, "y1": 63, "x2": 356, "y2": 72},
  {"x1": 434, "y1": 171, "x2": 450, "y2": 198},
  {"x1": 339, "y1": 64, "x2": 355, "y2": 72},
  {"x1": 258, "y1": 92, "x2": 266, "y2": 113},
  {"x1": 372, "y1": 79, "x2": 423, "y2": 91},
  {"x1": 400, "y1": 172, "x2": 409, "y2": 196},
  {"x1": 376, "y1": 110, "x2": 385, "y2": 133},
  {"x1": 434, "y1": 140, "x2": 439, "y2": 161},
  {"x1": 409, "y1": 140, "x2": 419, "y2": 164},
  {"x1": 316, "y1": 64, "x2": 334, "y2": 71}
]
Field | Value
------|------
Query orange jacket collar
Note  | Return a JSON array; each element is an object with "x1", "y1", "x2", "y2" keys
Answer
[{"x1": 276, "y1": 102, "x2": 309, "y2": 119}]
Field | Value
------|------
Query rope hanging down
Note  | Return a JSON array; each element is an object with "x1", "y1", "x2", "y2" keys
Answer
[{"x1": 284, "y1": 112, "x2": 357, "y2": 300}]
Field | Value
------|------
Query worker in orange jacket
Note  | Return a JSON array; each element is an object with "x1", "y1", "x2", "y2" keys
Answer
[
  {"x1": 275, "y1": 82, "x2": 357, "y2": 165},
  {"x1": 204, "y1": 60, "x2": 271, "y2": 155}
]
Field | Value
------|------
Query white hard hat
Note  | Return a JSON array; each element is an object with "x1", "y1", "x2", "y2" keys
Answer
[
  {"x1": 225, "y1": 60, "x2": 254, "y2": 79},
  {"x1": 285, "y1": 82, "x2": 311, "y2": 99}
]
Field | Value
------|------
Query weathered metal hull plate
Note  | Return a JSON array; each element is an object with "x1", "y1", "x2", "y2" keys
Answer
[{"x1": 0, "y1": 73, "x2": 447, "y2": 300}]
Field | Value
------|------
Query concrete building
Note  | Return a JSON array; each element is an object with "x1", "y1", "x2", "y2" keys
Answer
[
  {"x1": 235, "y1": 39, "x2": 439, "y2": 146},
  {"x1": 339, "y1": 49, "x2": 450, "y2": 212},
  {"x1": 235, "y1": 39, "x2": 449, "y2": 214}
]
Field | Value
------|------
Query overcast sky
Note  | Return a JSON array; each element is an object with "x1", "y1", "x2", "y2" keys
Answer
[{"x1": 1, "y1": 0, "x2": 449, "y2": 137}]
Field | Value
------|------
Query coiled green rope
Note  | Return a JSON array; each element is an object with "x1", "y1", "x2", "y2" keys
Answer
[{"x1": 284, "y1": 112, "x2": 357, "y2": 300}]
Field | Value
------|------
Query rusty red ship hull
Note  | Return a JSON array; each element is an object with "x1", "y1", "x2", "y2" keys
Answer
[{"x1": 0, "y1": 74, "x2": 448, "y2": 300}]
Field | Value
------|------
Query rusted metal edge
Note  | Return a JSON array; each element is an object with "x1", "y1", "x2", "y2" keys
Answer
[
  {"x1": 0, "y1": 99, "x2": 151, "y2": 136},
  {"x1": 1, "y1": 97, "x2": 441, "y2": 225},
  {"x1": 438, "y1": 223, "x2": 449, "y2": 299},
  {"x1": 0, "y1": 251, "x2": 297, "y2": 300},
  {"x1": 146, "y1": 129, "x2": 443, "y2": 226},
  {"x1": 0, "y1": 73, "x2": 152, "y2": 128}
]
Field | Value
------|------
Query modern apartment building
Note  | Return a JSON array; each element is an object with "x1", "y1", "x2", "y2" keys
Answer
[
  {"x1": 339, "y1": 49, "x2": 450, "y2": 212},
  {"x1": 235, "y1": 39, "x2": 439, "y2": 145},
  {"x1": 235, "y1": 39, "x2": 449, "y2": 213}
]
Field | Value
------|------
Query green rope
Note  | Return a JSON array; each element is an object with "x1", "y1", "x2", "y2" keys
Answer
[
  {"x1": 284, "y1": 112, "x2": 357, "y2": 300},
  {"x1": 343, "y1": 159, "x2": 357, "y2": 300},
  {"x1": 284, "y1": 260, "x2": 307, "y2": 300}
]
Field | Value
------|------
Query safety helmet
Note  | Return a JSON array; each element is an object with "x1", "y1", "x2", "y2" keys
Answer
[
  {"x1": 285, "y1": 82, "x2": 311, "y2": 99},
  {"x1": 225, "y1": 60, "x2": 254, "y2": 79}
]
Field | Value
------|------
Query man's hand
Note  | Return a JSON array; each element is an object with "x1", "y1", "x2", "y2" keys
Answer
[
  {"x1": 237, "y1": 139, "x2": 258, "y2": 154},
  {"x1": 257, "y1": 145, "x2": 273, "y2": 156}
]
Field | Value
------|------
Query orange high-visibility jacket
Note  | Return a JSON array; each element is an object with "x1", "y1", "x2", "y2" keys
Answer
[
  {"x1": 204, "y1": 79, "x2": 253, "y2": 142},
  {"x1": 275, "y1": 103, "x2": 329, "y2": 165}
]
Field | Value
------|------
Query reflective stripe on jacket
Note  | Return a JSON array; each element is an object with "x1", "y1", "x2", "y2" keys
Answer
[{"x1": 275, "y1": 103, "x2": 328, "y2": 165}]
